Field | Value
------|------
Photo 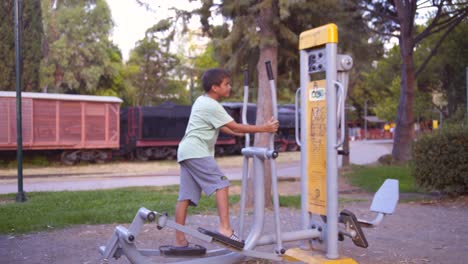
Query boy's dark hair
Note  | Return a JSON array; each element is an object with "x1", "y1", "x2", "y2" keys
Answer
[{"x1": 202, "y1": 68, "x2": 231, "y2": 92}]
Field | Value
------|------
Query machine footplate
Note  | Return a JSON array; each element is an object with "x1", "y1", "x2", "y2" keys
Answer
[
  {"x1": 159, "y1": 244, "x2": 206, "y2": 256},
  {"x1": 197, "y1": 227, "x2": 245, "y2": 250},
  {"x1": 340, "y1": 209, "x2": 369, "y2": 248}
]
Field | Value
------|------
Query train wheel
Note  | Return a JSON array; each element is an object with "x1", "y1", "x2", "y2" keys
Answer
[
  {"x1": 136, "y1": 148, "x2": 149, "y2": 161},
  {"x1": 275, "y1": 143, "x2": 288, "y2": 152},
  {"x1": 215, "y1": 146, "x2": 225, "y2": 157},
  {"x1": 287, "y1": 144, "x2": 299, "y2": 152},
  {"x1": 126, "y1": 151, "x2": 135, "y2": 160},
  {"x1": 95, "y1": 150, "x2": 109, "y2": 164},
  {"x1": 164, "y1": 148, "x2": 177, "y2": 160},
  {"x1": 61, "y1": 151, "x2": 79, "y2": 165}
]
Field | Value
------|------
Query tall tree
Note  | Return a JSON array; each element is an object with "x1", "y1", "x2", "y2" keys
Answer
[
  {"x1": 126, "y1": 33, "x2": 180, "y2": 106},
  {"x1": 417, "y1": 19, "x2": 468, "y2": 116},
  {"x1": 197, "y1": 0, "x2": 381, "y2": 207},
  {"x1": 40, "y1": 0, "x2": 114, "y2": 94},
  {"x1": 94, "y1": 43, "x2": 135, "y2": 105},
  {"x1": 125, "y1": 4, "x2": 195, "y2": 105},
  {"x1": 0, "y1": 0, "x2": 43, "y2": 91},
  {"x1": 350, "y1": 0, "x2": 468, "y2": 162}
]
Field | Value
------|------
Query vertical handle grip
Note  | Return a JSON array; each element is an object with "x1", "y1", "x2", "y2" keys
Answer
[
  {"x1": 264, "y1": 61, "x2": 278, "y2": 119},
  {"x1": 244, "y1": 69, "x2": 248, "y2": 86},
  {"x1": 242, "y1": 69, "x2": 250, "y2": 147},
  {"x1": 335, "y1": 81, "x2": 345, "y2": 148},
  {"x1": 265, "y1": 61, "x2": 274, "y2": 81}
]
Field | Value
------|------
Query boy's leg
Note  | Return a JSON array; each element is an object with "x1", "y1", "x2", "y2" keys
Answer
[
  {"x1": 175, "y1": 199, "x2": 190, "y2": 246},
  {"x1": 181, "y1": 158, "x2": 233, "y2": 237},
  {"x1": 175, "y1": 160, "x2": 202, "y2": 246},
  {"x1": 215, "y1": 186, "x2": 233, "y2": 237}
]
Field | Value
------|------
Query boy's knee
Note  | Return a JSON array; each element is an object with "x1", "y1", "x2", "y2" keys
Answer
[
  {"x1": 216, "y1": 186, "x2": 229, "y2": 193},
  {"x1": 176, "y1": 199, "x2": 190, "y2": 207}
]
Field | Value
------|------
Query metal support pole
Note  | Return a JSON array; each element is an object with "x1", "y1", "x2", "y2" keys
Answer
[
  {"x1": 243, "y1": 156, "x2": 265, "y2": 250},
  {"x1": 466, "y1": 66, "x2": 467, "y2": 116},
  {"x1": 325, "y1": 43, "x2": 338, "y2": 259},
  {"x1": 364, "y1": 100, "x2": 368, "y2": 140},
  {"x1": 299, "y1": 50, "x2": 309, "y2": 231},
  {"x1": 14, "y1": 0, "x2": 26, "y2": 202}
]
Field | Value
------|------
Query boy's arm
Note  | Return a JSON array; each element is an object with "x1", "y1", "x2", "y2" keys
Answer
[
  {"x1": 220, "y1": 126, "x2": 245, "y2": 137},
  {"x1": 223, "y1": 117, "x2": 279, "y2": 134}
]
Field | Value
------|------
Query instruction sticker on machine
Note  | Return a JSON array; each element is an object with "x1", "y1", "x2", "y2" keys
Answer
[
  {"x1": 309, "y1": 87, "x2": 326, "y2": 101},
  {"x1": 306, "y1": 80, "x2": 327, "y2": 215}
]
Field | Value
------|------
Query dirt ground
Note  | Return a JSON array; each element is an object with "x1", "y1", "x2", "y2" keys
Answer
[{"x1": 1, "y1": 176, "x2": 468, "y2": 264}]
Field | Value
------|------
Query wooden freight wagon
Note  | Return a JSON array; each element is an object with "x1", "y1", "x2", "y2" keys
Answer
[{"x1": 0, "y1": 91, "x2": 122, "y2": 164}]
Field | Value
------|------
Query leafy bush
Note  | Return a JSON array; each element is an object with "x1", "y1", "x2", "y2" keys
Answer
[{"x1": 411, "y1": 121, "x2": 468, "y2": 195}]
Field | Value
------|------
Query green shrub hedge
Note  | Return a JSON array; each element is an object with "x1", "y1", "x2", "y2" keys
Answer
[{"x1": 411, "y1": 123, "x2": 468, "y2": 195}]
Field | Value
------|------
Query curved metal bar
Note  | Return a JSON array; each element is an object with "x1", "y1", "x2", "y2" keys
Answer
[
  {"x1": 239, "y1": 69, "x2": 250, "y2": 240},
  {"x1": 295, "y1": 88, "x2": 301, "y2": 147},
  {"x1": 264, "y1": 60, "x2": 283, "y2": 254},
  {"x1": 334, "y1": 81, "x2": 345, "y2": 149}
]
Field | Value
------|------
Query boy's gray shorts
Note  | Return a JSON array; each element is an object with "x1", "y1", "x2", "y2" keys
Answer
[{"x1": 178, "y1": 157, "x2": 230, "y2": 206}]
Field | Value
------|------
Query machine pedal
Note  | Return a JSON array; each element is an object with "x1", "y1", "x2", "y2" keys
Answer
[
  {"x1": 159, "y1": 244, "x2": 206, "y2": 257},
  {"x1": 197, "y1": 227, "x2": 245, "y2": 250},
  {"x1": 340, "y1": 209, "x2": 368, "y2": 248}
]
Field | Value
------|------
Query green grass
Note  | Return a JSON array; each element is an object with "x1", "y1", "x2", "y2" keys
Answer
[
  {"x1": 343, "y1": 164, "x2": 418, "y2": 193},
  {"x1": 0, "y1": 186, "x2": 239, "y2": 235},
  {"x1": 1, "y1": 154, "x2": 53, "y2": 168},
  {"x1": 0, "y1": 164, "x2": 418, "y2": 235}
]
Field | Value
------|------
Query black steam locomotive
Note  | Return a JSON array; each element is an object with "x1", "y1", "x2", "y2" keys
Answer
[{"x1": 119, "y1": 101, "x2": 299, "y2": 161}]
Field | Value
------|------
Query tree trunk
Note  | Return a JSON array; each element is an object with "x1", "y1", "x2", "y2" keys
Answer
[
  {"x1": 246, "y1": 1, "x2": 277, "y2": 208},
  {"x1": 392, "y1": 1, "x2": 416, "y2": 162}
]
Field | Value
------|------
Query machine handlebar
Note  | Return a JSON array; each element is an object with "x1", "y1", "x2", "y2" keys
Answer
[
  {"x1": 265, "y1": 61, "x2": 274, "y2": 81},
  {"x1": 244, "y1": 69, "x2": 249, "y2": 86}
]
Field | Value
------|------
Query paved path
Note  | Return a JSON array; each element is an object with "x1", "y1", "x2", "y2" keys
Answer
[{"x1": 0, "y1": 140, "x2": 393, "y2": 194}]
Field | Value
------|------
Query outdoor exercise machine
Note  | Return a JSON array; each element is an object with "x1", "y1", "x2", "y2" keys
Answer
[{"x1": 99, "y1": 23, "x2": 399, "y2": 264}]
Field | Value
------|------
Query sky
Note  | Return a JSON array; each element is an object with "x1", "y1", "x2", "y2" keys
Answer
[{"x1": 105, "y1": 0, "x2": 202, "y2": 62}]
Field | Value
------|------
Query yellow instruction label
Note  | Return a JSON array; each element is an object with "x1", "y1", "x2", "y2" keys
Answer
[{"x1": 306, "y1": 80, "x2": 327, "y2": 215}]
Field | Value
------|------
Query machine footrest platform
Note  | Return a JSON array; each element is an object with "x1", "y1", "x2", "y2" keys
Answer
[{"x1": 159, "y1": 244, "x2": 206, "y2": 256}]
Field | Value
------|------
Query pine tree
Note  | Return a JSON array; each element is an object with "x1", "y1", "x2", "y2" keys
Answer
[
  {"x1": 40, "y1": 0, "x2": 114, "y2": 94},
  {"x1": 0, "y1": 0, "x2": 42, "y2": 91}
]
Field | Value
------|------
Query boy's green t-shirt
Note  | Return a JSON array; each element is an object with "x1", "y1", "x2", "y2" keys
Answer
[{"x1": 177, "y1": 95, "x2": 233, "y2": 162}]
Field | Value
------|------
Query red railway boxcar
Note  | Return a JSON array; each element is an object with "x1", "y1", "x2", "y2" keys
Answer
[{"x1": 0, "y1": 91, "x2": 122, "y2": 164}]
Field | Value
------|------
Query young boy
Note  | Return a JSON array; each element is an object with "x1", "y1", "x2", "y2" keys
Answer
[{"x1": 174, "y1": 68, "x2": 279, "y2": 249}]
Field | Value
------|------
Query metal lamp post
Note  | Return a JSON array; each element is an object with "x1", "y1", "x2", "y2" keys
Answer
[
  {"x1": 14, "y1": 0, "x2": 27, "y2": 202},
  {"x1": 364, "y1": 100, "x2": 368, "y2": 140}
]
